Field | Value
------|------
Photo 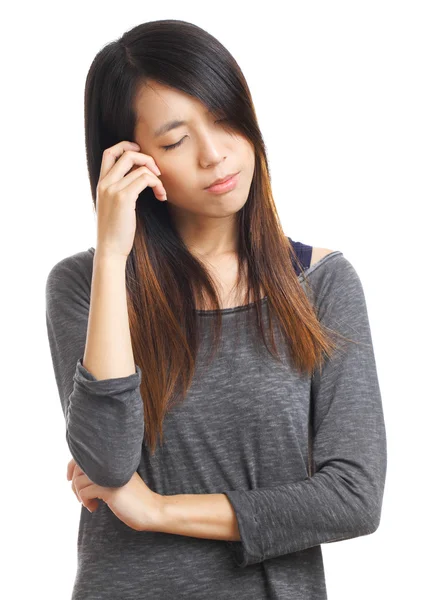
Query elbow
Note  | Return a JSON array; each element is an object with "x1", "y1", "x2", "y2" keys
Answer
[
  {"x1": 343, "y1": 460, "x2": 387, "y2": 538},
  {"x1": 359, "y1": 470, "x2": 387, "y2": 536},
  {"x1": 90, "y1": 467, "x2": 139, "y2": 489},
  {"x1": 94, "y1": 460, "x2": 141, "y2": 488},
  {"x1": 355, "y1": 495, "x2": 385, "y2": 537},
  {"x1": 66, "y1": 430, "x2": 143, "y2": 488},
  {"x1": 97, "y1": 467, "x2": 140, "y2": 489},
  {"x1": 328, "y1": 502, "x2": 383, "y2": 545},
  {"x1": 331, "y1": 473, "x2": 386, "y2": 540},
  {"x1": 64, "y1": 384, "x2": 146, "y2": 488},
  {"x1": 365, "y1": 502, "x2": 384, "y2": 535}
]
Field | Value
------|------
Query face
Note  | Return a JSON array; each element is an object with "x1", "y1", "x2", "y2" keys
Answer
[{"x1": 132, "y1": 80, "x2": 255, "y2": 221}]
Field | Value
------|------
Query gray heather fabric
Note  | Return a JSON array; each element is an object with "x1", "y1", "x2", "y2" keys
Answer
[{"x1": 45, "y1": 246, "x2": 387, "y2": 600}]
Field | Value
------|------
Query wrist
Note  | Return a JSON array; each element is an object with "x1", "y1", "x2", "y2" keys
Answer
[
  {"x1": 155, "y1": 494, "x2": 174, "y2": 533},
  {"x1": 94, "y1": 247, "x2": 128, "y2": 266},
  {"x1": 146, "y1": 492, "x2": 169, "y2": 533}
]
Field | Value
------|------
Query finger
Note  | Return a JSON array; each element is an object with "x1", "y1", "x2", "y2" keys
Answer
[
  {"x1": 98, "y1": 141, "x2": 141, "y2": 183},
  {"x1": 112, "y1": 166, "x2": 167, "y2": 200},
  {"x1": 104, "y1": 149, "x2": 162, "y2": 188},
  {"x1": 71, "y1": 479, "x2": 81, "y2": 502},
  {"x1": 72, "y1": 472, "x2": 93, "y2": 503},
  {"x1": 122, "y1": 169, "x2": 168, "y2": 202},
  {"x1": 83, "y1": 499, "x2": 100, "y2": 513},
  {"x1": 72, "y1": 467, "x2": 82, "y2": 499},
  {"x1": 67, "y1": 458, "x2": 83, "y2": 481},
  {"x1": 100, "y1": 146, "x2": 161, "y2": 189},
  {"x1": 70, "y1": 478, "x2": 98, "y2": 512},
  {"x1": 73, "y1": 464, "x2": 84, "y2": 479},
  {"x1": 71, "y1": 465, "x2": 87, "y2": 499},
  {"x1": 78, "y1": 482, "x2": 103, "y2": 504},
  {"x1": 72, "y1": 482, "x2": 96, "y2": 511},
  {"x1": 67, "y1": 458, "x2": 76, "y2": 481}
]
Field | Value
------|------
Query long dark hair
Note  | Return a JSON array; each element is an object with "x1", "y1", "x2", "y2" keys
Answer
[{"x1": 84, "y1": 19, "x2": 343, "y2": 455}]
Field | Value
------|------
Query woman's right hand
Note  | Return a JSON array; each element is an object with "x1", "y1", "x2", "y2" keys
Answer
[{"x1": 95, "y1": 140, "x2": 167, "y2": 260}]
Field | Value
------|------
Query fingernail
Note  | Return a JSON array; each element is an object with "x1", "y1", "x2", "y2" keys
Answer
[{"x1": 155, "y1": 167, "x2": 161, "y2": 175}]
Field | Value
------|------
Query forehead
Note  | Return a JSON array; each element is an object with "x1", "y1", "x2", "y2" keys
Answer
[{"x1": 134, "y1": 80, "x2": 208, "y2": 133}]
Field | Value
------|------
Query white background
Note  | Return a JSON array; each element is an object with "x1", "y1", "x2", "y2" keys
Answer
[{"x1": 2, "y1": 1, "x2": 440, "y2": 598}]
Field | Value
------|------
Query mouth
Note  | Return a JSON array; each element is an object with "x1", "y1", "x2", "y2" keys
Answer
[{"x1": 205, "y1": 172, "x2": 240, "y2": 193}]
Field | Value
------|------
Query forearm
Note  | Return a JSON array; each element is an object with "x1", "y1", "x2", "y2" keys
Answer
[
  {"x1": 157, "y1": 494, "x2": 241, "y2": 542},
  {"x1": 83, "y1": 251, "x2": 136, "y2": 379}
]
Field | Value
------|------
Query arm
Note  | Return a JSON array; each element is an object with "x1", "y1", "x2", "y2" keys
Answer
[
  {"x1": 45, "y1": 250, "x2": 145, "y2": 488},
  {"x1": 224, "y1": 255, "x2": 388, "y2": 566},
  {"x1": 83, "y1": 251, "x2": 139, "y2": 379},
  {"x1": 154, "y1": 256, "x2": 387, "y2": 568},
  {"x1": 159, "y1": 493, "x2": 241, "y2": 541}
]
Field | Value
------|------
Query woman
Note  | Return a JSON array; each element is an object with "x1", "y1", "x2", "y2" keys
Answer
[{"x1": 45, "y1": 19, "x2": 387, "y2": 600}]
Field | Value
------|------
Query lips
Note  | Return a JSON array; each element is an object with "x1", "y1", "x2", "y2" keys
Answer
[
  {"x1": 205, "y1": 172, "x2": 239, "y2": 189},
  {"x1": 204, "y1": 172, "x2": 240, "y2": 194}
]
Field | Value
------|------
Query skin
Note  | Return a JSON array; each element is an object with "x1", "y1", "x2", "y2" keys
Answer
[{"x1": 67, "y1": 459, "x2": 164, "y2": 531}]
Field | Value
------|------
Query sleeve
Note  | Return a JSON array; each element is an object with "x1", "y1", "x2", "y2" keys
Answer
[
  {"x1": 223, "y1": 255, "x2": 388, "y2": 568},
  {"x1": 45, "y1": 252, "x2": 145, "y2": 488}
]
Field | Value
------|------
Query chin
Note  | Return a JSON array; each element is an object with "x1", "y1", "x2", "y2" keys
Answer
[{"x1": 206, "y1": 193, "x2": 248, "y2": 215}]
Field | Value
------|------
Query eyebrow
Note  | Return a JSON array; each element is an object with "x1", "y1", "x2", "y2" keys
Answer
[
  {"x1": 153, "y1": 109, "x2": 213, "y2": 138},
  {"x1": 154, "y1": 119, "x2": 187, "y2": 138}
]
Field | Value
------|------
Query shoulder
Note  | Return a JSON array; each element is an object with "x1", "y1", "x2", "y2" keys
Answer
[
  {"x1": 310, "y1": 247, "x2": 335, "y2": 268},
  {"x1": 306, "y1": 246, "x2": 357, "y2": 287},
  {"x1": 45, "y1": 248, "x2": 95, "y2": 304},
  {"x1": 305, "y1": 250, "x2": 367, "y2": 322}
]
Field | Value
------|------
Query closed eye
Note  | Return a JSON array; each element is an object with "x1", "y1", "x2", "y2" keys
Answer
[
  {"x1": 162, "y1": 138, "x2": 185, "y2": 151},
  {"x1": 161, "y1": 119, "x2": 229, "y2": 151}
]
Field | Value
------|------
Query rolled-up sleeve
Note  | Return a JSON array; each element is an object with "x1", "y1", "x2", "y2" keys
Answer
[
  {"x1": 224, "y1": 255, "x2": 388, "y2": 568},
  {"x1": 45, "y1": 252, "x2": 145, "y2": 488}
]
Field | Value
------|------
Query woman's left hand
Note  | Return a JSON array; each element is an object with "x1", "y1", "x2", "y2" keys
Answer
[{"x1": 67, "y1": 458, "x2": 164, "y2": 532}]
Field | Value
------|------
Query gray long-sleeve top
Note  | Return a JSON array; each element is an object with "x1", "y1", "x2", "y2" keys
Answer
[{"x1": 45, "y1": 241, "x2": 387, "y2": 599}]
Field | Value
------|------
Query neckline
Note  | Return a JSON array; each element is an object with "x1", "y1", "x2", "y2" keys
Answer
[
  {"x1": 194, "y1": 250, "x2": 343, "y2": 316},
  {"x1": 193, "y1": 295, "x2": 269, "y2": 316}
]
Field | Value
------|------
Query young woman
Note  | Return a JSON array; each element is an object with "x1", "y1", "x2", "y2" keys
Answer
[{"x1": 45, "y1": 19, "x2": 387, "y2": 600}]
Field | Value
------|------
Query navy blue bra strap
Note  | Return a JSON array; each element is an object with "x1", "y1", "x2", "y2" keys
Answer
[{"x1": 287, "y1": 237, "x2": 313, "y2": 276}]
